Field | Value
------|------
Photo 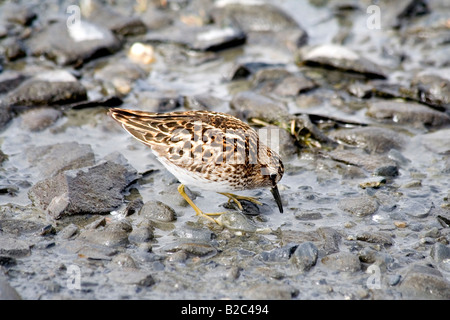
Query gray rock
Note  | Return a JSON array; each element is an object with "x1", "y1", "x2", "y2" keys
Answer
[
  {"x1": 56, "y1": 223, "x2": 79, "y2": 240},
  {"x1": 316, "y1": 227, "x2": 342, "y2": 255},
  {"x1": 26, "y1": 142, "x2": 95, "y2": 179},
  {"x1": 58, "y1": 240, "x2": 117, "y2": 260},
  {"x1": 0, "y1": 2, "x2": 36, "y2": 26},
  {"x1": 419, "y1": 129, "x2": 450, "y2": 155},
  {"x1": 0, "y1": 276, "x2": 21, "y2": 300},
  {"x1": 330, "y1": 127, "x2": 406, "y2": 154},
  {"x1": 272, "y1": 74, "x2": 317, "y2": 96},
  {"x1": 172, "y1": 225, "x2": 215, "y2": 242},
  {"x1": 135, "y1": 91, "x2": 183, "y2": 113},
  {"x1": 27, "y1": 21, "x2": 121, "y2": 66},
  {"x1": 297, "y1": 44, "x2": 387, "y2": 79},
  {"x1": 139, "y1": 200, "x2": 176, "y2": 222},
  {"x1": 110, "y1": 253, "x2": 138, "y2": 269},
  {"x1": 410, "y1": 73, "x2": 450, "y2": 111},
  {"x1": 211, "y1": 2, "x2": 307, "y2": 49},
  {"x1": 356, "y1": 231, "x2": 394, "y2": 246},
  {"x1": 291, "y1": 242, "x2": 319, "y2": 272},
  {"x1": 1, "y1": 37, "x2": 26, "y2": 61},
  {"x1": 0, "y1": 219, "x2": 46, "y2": 235},
  {"x1": 211, "y1": 2, "x2": 302, "y2": 33},
  {"x1": 128, "y1": 221, "x2": 154, "y2": 244},
  {"x1": 321, "y1": 252, "x2": 361, "y2": 272},
  {"x1": 338, "y1": 196, "x2": 379, "y2": 217},
  {"x1": 108, "y1": 269, "x2": 155, "y2": 286},
  {"x1": 0, "y1": 71, "x2": 28, "y2": 94},
  {"x1": 230, "y1": 91, "x2": 290, "y2": 123},
  {"x1": 83, "y1": 1, "x2": 146, "y2": 36},
  {"x1": 259, "y1": 245, "x2": 296, "y2": 262},
  {"x1": 329, "y1": 149, "x2": 399, "y2": 176},
  {"x1": 145, "y1": 24, "x2": 246, "y2": 52},
  {"x1": 0, "y1": 104, "x2": 12, "y2": 130},
  {"x1": 79, "y1": 220, "x2": 132, "y2": 248},
  {"x1": 399, "y1": 264, "x2": 450, "y2": 299},
  {"x1": 5, "y1": 70, "x2": 87, "y2": 108},
  {"x1": 20, "y1": 107, "x2": 62, "y2": 132},
  {"x1": 229, "y1": 62, "x2": 285, "y2": 81},
  {"x1": 94, "y1": 59, "x2": 147, "y2": 96},
  {"x1": 366, "y1": 100, "x2": 450, "y2": 128},
  {"x1": 0, "y1": 235, "x2": 30, "y2": 257},
  {"x1": 28, "y1": 157, "x2": 139, "y2": 219},
  {"x1": 430, "y1": 243, "x2": 450, "y2": 263}
]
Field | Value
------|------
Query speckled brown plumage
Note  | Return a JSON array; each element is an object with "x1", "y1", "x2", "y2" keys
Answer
[{"x1": 109, "y1": 108, "x2": 284, "y2": 213}]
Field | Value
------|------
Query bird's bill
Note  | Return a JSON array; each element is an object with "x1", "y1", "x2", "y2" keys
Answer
[{"x1": 271, "y1": 185, "x2": 283, "y2": 213}]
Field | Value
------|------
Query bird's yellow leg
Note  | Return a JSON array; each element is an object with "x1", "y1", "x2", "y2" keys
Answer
[
  {"x1": 219, "y1": 192, "x2": 262, "y2": 211},
  {"x1": 177, "y1": 185, "x2": 225, "y2": 224}
]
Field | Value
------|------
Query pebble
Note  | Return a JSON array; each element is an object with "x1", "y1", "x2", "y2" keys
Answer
[
  {"x1": 321, "y1": 252, "x2": 361, "y2": 272},
  {"x1": 0, "y1": 275, "x2": 21, "y2": 300},
  {"x1": 297, "y1": 44, "x2": 387, "y2": 79},
  {"x1": 291, "y1": 242, "x2": 319, "y2": 272},
  {"x1": 79, "y1": 220, "x2": 131, "y2": 248},
  {"x1": 139, "y1": 200, "x2": 176, "y2": 222},
  {"x1": 108, "y1": 269, "x2": 155, "y2": 286},
  {"x1": 28, "y1": 156, "x2": 139, "y2": 219},
  {"x1": 27, "y1": 21, "x2": 121, "y2": 66},
  {"x1": 0, "y1": 235, "x2": 30, "y2": 257},
  {"x1": 20, "y1": 107, "x2": 62, "y2": 132},
  {"x1": 330, "y1": 127, "x2": 405, "y2": 154},
  {"x1": 5, "y1": 70, "x2": 87, "y2": 108},
  {"x1": 430, "y1": 242, "x2": 450, "y2": 263},
  {"x1": 338, "y1": 196, "x2": 379, "y2": 217},
  {"x1": 366, "y1": 100, "x2": 450, "y2": 128},
  {"x1": 399, "y1": 264, "x2": 450, "y2": 299},
  {"x1": 230, "y1": 90, "x2": 291, "y2": 123}
]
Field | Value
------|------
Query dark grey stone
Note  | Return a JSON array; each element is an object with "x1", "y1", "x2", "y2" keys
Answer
[
  {"x1": 139, "y1": 200, "x2": 176, "y2": 222},
  {"x1": 291, "y1": 242, "x2": 319, "y2": 272},
  {"x1": 5, "y1": 71, "x2": 87, "y2": 108},
  {"x1": 26, "y1": 142, "x2": 95, "y2": 179},
  {"x1": 321, "y1": 252, "x2": 361, "y2": 272},
  {"x1": 338, "y1": 196, "x2": 379, "y2": 217},
  {"x1": 27, "y1": 21, "x2": 121, "y2": 66},
  {"x1": 366, "y1": 100, "x2": 450, "y2": 128},
  {"x1": 28, "y1": 156, "x2": 139, "y2": 219}
]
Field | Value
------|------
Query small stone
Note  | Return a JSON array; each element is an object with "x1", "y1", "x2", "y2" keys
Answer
[
  {"x1": 321, "y1": 252, "x2": 361, "y2": 272},
  {"x1": 356, "y1": 231, "x2": 393, "y2": 246},
  {"x1": 366, "y1": 100, "x2": 450, "y2": 128},
  {"x1": 139, "y1": 200, "x2": 176, "y2": 222},
  {"x1": 28, "y1": 156, "x2": 139, "y2": 219},
  {"x1": 5, "y1": 70, "x2": 87, "y2": 108},
  {"x1": 128, "y1": 221, "x2": 154, "y2": 244},
  {"x1": 26, "y1": 142, "x2": 95, "y2": 178},
  {"x1": 128, "y1": 42, "x2": 155, "y2": 64},
  {"x1": 297, "y1": 44, "x2": 386, "y2": 79},
  {"x1": 338, "y1": 196, "x2": 379, "y2": 217},
  {"x1": 394, "y1": 221, "x2": 407, "y2": 228},
  {"x1": 0, "y1": 276, "x2": 21, "y2": 300},
  {"x1": 111, "y1": 253, "x2": 137, "y2": 269},
  {"x1": 27, "y1": 21, "x2": 121, "y2": 66},
  {"x1": 0, "y1": 235, "x2": 30, "y2": 257},
  {"x1": 108, "y1": 269, "x2": 155, "y2": 286},
  {"x1": 399, "y1": 264, "x2": 450, "y2": 299},
  {"x1": 291, "y1": 242, "x2": 319, "y2": 272},
  {"x1": 430, "y1": 243, "x2": 450, "y2": 263},
  {"x1": 56, "y1": 223, "x2": 79, "y2": 240},
  {"x1": 20, "y1": 108, "x2": 62, "y2": 132}
]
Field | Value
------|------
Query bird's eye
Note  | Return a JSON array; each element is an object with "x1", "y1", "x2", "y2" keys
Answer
[{"x1": 270, "y1": 173, "x2": 277, "y2": 182}]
